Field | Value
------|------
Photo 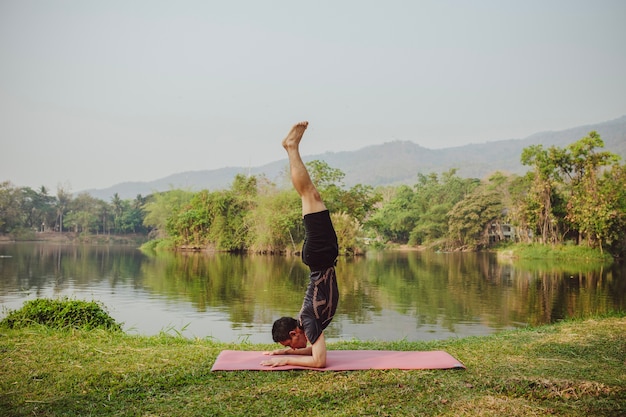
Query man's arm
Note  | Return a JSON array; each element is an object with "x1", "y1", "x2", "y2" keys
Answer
[
  {"x1": 260, "y1": 333, "x2": 327, "y2": 368},
  {"x1": 264, "y1": 346, "x2": 312, "y2": 356}
]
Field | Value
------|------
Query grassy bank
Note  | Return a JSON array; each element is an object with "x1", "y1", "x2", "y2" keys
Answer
[
  {"x1": 496, "y1": 242, "x2": 615, "y2": 263},
  {"x1": 1, "y1": 231, "x2": 148, "y2": 246},
  {"x1": 1, "y1": 315, "x2": 624, "y2": 416}
]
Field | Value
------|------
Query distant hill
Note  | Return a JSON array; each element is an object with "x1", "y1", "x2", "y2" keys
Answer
[{"x1": 84, "y1": 115, "x2": 626, "y2": 200}]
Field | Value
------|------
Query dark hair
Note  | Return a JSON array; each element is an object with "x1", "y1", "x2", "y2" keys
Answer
[{"x1": 271, "y1": 317, "x2": 299, "y2": 342}]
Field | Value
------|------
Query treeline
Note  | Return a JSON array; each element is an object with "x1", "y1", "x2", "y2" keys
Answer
[
  {"x1": 0, "y1": 183, "x2": 149, "y2": 236},
  {"x1": 369, "y1": 131, "x2": 626, "y2": 256},
  {"x1": 2, "y1": 131, "x2": 625, "y2": 256},
  {"x1": 144, "y1": 160, "x2": 381, "y2": 255}
]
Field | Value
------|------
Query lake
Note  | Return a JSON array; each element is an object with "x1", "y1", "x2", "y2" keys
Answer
[{"x1": 0, "y1": 242, "x2": 624, "y2": 344}]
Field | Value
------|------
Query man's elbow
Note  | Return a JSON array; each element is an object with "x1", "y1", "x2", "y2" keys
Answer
[
  {"x1": 312, "y1": 358, "x2": 326, "y2": 368},
  {"x1": 311, "y1": 352, "x2": 327, "y2": 368}
]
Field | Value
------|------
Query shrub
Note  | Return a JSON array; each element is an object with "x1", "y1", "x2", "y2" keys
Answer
[
  {"x1": 0, "y1": 298, "x2": 122, "y2": 331},
  {"x1": 140, "y1": 238, "x2": 176, "y2": 252}
]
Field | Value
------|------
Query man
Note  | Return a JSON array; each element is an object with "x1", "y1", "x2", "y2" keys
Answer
[{"x1": 261, "y1": 121, "x2": 339, "y2": 368}]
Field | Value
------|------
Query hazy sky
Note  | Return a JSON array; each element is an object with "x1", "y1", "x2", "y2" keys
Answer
[{"x1": 1, "y1": 1, "x2": 625, "y2": 192}]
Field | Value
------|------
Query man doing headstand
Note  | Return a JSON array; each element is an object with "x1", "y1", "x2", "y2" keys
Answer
[{"x1": 261, "y1": 121, "x2": 339, "y2": 368}]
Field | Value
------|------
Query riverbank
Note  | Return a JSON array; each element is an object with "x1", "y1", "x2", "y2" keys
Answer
[
  {"x1": 0, "y1": 231, "x2": 147, "y2": 246},
  {"x1": 1, "y1": 315, "x2": 624, "y2": 416},
  {"x1": 495, "y1": 242, "x2": 615, "y2": 263}
]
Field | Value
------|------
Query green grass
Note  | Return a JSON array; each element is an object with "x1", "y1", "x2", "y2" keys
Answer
[
  {"x1": 140, "y1": 237, "x2": 177, "y2": 252},
  {"x1": 496, "y1": 242, "x2": 614, "y2": 263},
  {"x1": 0, "y1": 298, "x2": 122, "y2": 332},
  {"x1": 1, "y1": 314, "x2": 624, "y2": 416}
]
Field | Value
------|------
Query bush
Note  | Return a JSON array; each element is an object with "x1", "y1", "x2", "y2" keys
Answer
[
  {"x1": 140, "y1": 238, "x2": 176, "y2": 252},
  {"x1": 0, "y1": 298, "x2": 122, "y2": 331}
]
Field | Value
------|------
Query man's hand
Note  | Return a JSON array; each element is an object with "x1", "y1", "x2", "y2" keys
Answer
[
  {"x1": 260, "y1": 333, "x2": 327, "y2": 368},
  {"x1": 260, "y1": 356, "x2": 290, "y2": 367},
  {"x1": 262, "y1": 347, "x2": 291, "y2": 356}
]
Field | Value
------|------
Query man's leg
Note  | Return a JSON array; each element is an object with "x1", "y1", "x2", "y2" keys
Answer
[{"x1": 282, "y1": 121, "x2": 327, "y2": 216}]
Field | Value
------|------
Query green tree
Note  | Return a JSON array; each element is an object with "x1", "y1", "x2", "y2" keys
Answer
[
  {"x1": 19, "y1": 186, "x2": 56, "y2": 232},
  {"x1": 230, "y1": 174, "x2": 259, "y2": 248},
  {"x1": 248, "y1": 186, "x2": 301, "y2": 253},
  {"x1": 298, "y1": 161, "x2": 380, "y2": 225},
  {"x1": 561, "y1": 132, "x2": 621, "y2": 251},
  {"x1": 55, "y1": 185, "x2": 72, "y2": 232},
  {"x1": 332, "y1": 211, "x2": 362, "y2": 255},
  {"x1": 167, "y1": 190, "x2": 214, "y2": 248},
  {"x1": 503, "y1": 173, "x2": 534, "y2": 243},
  {"x1": 367, "y1": 170, "x2": 478, "y2": 246},
  {"x1": 96, "y1": 199, "x2": 111, "y2": 234},
  {"x1": 337, "y1": 183, "x2": 381, "y2": 224},
  {"x1": 167, "y1": 175, "x2": 259, "y2": 251},
  {"x1": 0, "y1": 181, "x2": 22, "y2": 233},
  {"x1": 111, "y1": 193, "x2": 124, "y2": 233},
  {"x1": 520, "y1": 145, "x2": 566, "y2": 244},
  {"x1": 598, "y1": 163, "x2": 626, "y2": 255},
  {"x1": 306, "y1": 160, "x2": 345, "y2": 190},
  {"x1": 367, "y1": 185, "x2": 418, "y2": 243},
  {"x1": 410, "y1": 203, "x2": 450, "y2": 245},
  {"x1": 65, "y1": 193, "x2": 101, "y2": 233},
  {"x1": 143, "y1": 189, "x2": 194, "y2": 238},
  {"x1": 446, "y1": 176, "x2": 506, "y2": 250},
  {"x1": 118, "y1": 195, "x2": 148, "y2": 234}
]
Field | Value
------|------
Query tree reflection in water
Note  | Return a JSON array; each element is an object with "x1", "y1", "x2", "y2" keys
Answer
[{"x1": 0, "y1": 243, "x2": 623, "y2": 343}]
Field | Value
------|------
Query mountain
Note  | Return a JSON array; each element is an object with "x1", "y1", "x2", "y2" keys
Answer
[{"x1": 84, "y1": 116, "x2": 626, "y2": 200}]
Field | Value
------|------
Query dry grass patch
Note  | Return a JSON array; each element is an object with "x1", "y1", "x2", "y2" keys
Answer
[{"x1": 448, "y1": 395, "x2": 556, "y2": 417}]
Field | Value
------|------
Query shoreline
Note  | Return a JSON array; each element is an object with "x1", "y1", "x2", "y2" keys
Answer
[{"x1": 0, "y1": 231, "x2": 148, "y2": 245}]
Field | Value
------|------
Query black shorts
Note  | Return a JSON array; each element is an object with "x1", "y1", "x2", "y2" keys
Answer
[{"x1": 301, "y1": 210, "x2": 338, "y2": 272}]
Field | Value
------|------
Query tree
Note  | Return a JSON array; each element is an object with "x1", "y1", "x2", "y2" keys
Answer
[
  {"x1": 166, "y1": 176, "x2": 259, "y2": 251},
  {"x1": 367, "y1": 185, "x2": 419, "y2": 243},
  {"x1": 118, "y1": 195, "x2": 148, "y2": 234},
  {"x1": 505, "y1": 173, "x2": 534, "y2": 243},
  {"x1": 337, "y1": 183, "x2": 381, "y2": 224},
  {"x1": 0, "y1": 182, "x2": 22, "y2": 233},
  {"x1": 111, "y1": 193, "x2": 124, "y2": 233},
  {"x1": 65, "y1": 193, "x2": 101, "y2": 233},
  {"x1": 97, "y1": 199, "x2": 111, "y2": 234},
  {"x1": 248, "y1": 186, "x2": 301, "y2": 253},
  {"x1": 305, "y1": 160, "x2": 345, "y2": 190},
  {"x1": 166, "y1": 190, "x2": 215, "y2": 248},
  {"x1": 331, "y1": 211, "x2": 362, "y2": 255},
  {"x1": 520, "y1": 145, "x2": 565, "y2": 244},
  {"x1": 367, "y1": 170, "x2": 478, "y2": 246},
  {"x1": 447, "y1": 177, "x2": 506, "y2": 250},
  {"x1": 55, "y1": 185, "x2": 73, "y2": 232},
  {"x1": 561, "y1": 132, "x2": 621, "y2": 251},
  {"x1": 598, "y1": 163, "x2": 626, "y2": 255},
  {"x1": 410, "y1": 203, "x2": 450, "y2": 245},
  {"x1": 19, "y1": 186, "x2": 56, "y2": 232},
  {"x1": 143, "y1": 189, "x2": 194, "y2": 238}
]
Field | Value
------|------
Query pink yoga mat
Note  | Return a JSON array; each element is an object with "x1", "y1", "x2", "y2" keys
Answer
[{"x1": 211, "y1": 350, "x2": 465, "y2": 371}]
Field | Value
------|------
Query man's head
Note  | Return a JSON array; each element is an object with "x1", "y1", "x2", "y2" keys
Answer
[{"x1": 272, "y1": 316, "x2": 307, "y2": 348}]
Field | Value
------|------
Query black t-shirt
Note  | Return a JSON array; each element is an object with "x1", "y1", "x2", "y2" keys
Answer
[
  {"x1": 298, "y1": 210, "x2": 339, "y2": 345},
  {"x1": 298, "y1": 266, "x2": 338, "y2": 345}
]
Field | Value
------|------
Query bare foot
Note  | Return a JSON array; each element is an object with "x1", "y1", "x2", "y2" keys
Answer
[{"x1": 282, "y1": 121, "x2": 309, "y2": 150}]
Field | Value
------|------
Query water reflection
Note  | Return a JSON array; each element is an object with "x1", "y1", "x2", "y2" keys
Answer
[{"x1": 0, "y1": 243, "x2": 623, "y2": 343}]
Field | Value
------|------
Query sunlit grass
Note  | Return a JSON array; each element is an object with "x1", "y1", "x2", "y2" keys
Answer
[
  {"x1": 497, "y1": 242, "x2": 614, "y2": 263},
  {"x1": 1, "y1": 314, "x2": 624, "y2": 416}
]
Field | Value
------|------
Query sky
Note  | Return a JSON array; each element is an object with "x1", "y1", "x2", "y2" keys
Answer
[{"x1": 1, "y1": 1, "x2": 625, "y2": 193}]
